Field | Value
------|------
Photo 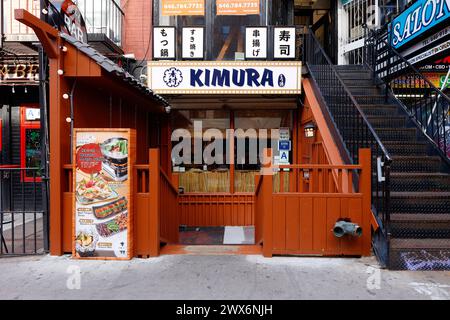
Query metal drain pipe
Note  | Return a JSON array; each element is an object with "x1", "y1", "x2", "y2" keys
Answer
[{"x1": 333, "y1": 221, "x2": 363, "y2": 238}]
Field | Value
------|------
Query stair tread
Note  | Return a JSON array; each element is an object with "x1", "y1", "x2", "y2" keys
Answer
[
  {"x1": 390, "y1": 191, "x2": 450, "y2": 197},
  {"x1": 390, "y1": 238, "x2": 450, "y2": 249},
  {"x1": 390, "y1": 172, "x2": 449, "y2": 177},
  {"x1": 392, "y1": 155, "x2": 441, "y2": 160},
  {"x1": 391, "y1": 213, "x2": 450, "y2": 221}
]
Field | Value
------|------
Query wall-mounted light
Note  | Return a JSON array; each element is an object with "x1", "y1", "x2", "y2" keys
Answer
[
  {"x1": 24, "y1": 87, "x2": 27, "y2": 94},
  {"x1": 165, "y1": 105, "x2": 172, "y2": 114},
  {"x1": 66, "y1": 117, "x2": 72, "y2": 123},
  {"x1": 57, "y1": 69, "x2": 64, "y2": 76},
  {"x1": 41, "y1": 8, "x2": 48, "y2": 15},
  {"x1": 63, "y1": 93, "x2": 70, "y2": 100},
  {"x1": 304, "y1": 122, "x2": 317, "y2": 138},
  {"x1": 11, "y1": 85, "x2": 15, "y2": 94},
  {"x1": 61, "y1": 46, "x2": 68, "y2": 53}
]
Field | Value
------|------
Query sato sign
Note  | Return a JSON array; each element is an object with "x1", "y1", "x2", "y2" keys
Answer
[
  {"x1": 391, "y1": 0, "x2": 450, "y2": 50},
  {"x1": 147, "y1": 61, "x2": 302, "y2": 94},
  {"x1": 73, "y1": 129, "x2": 135, "y2": 260}
]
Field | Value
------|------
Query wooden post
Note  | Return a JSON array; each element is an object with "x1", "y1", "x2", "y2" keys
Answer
[
  {"x1": 149, "y1": 148, "x2": 160, "y2": 257},
  {"x1": 359, "y1": 148, "x2": 372, "y2": 256},
  {"x1": 262, "y1": 148, "x2": 273, "y2": 257}
]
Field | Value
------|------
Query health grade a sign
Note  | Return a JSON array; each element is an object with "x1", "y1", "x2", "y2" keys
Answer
[{"x1": 147, "y1": 61, "x2": 302, "y2": 94}]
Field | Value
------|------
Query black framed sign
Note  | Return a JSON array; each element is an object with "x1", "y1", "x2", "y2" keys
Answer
[
  {"x1": 153, "y1": 26, "x2": 176, "y2": 60},
  {"x1": 273, "y1": 26, "x2": 296, "y2": 60},
  {"x1": 245, "y1": 27, "x2": 268, "y2": 60},
  {"x1": 182, "y1": 27, "x2": 205, "y2": 60}
]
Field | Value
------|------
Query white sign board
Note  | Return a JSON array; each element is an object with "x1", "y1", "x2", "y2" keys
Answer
[
  {"x1": 245, "y1": 27, "x2": 267, "y2": 59},
  {"x1": 279, "y1": 150, "x2": 290, "y2": 164},
  {"x1": 148, "y1": 61, "x2": 302, "y2": 94},
  {"x1": 274, "y1": 27, "x2": 296, "y2": 59},
  {"x1": 182, "y1": 27, "x2": 204, "y2": 59},
  {"x1": 153, "y1": 26, "x2": 176, "y2": 60},
  {"x1": 25, "y1": 108, "x2": 41, "y2": 121}
]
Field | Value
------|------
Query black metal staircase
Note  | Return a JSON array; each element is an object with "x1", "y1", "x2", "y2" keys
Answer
[{"x1": 304, "y1": 29, "x2": 450, "y2": 270}]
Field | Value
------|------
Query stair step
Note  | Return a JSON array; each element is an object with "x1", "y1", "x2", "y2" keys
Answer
[
  {"x1": 383, "y1": 142, "x2": 429, "y2": 156},
  {"x1": 390, "y1": 191, "x2": 450, "y2": 214},
  {"x1": 390, "y1": 213, "x2": 450, "y2": 238},
  {"x1": 342, "y1": 78, "x2": 375, "y2": 86},
  {"x1": 390, "y1": 173, "x2": 450, "y2": 192},
  {"x1": 389, "y1": 238, "x2": 450, "y2": 270},
  {"x1": 359, "y1": 104, "x2": 399, "y2": 116},
  {"x1": 391, "y1": 156, "x2": 441, "y2": 172},
  {"x1": 366, "y1": 116, "x2": 407, "y2": 128},
  {"x1": 335, "y1": 65, "x2": 367, "y2": 71},
  {"x1": 353, "y1": 94, "x2": 388, "y2": 105},
  {"x1": 345, "y1": 86, "x2": 383, "y2": 95},
  {"x1": 374, "y1": 128, "x2": 418, "y2": 141},
  {"x1": 338, "y1": 72, "x2": 373, "y2": 80}
]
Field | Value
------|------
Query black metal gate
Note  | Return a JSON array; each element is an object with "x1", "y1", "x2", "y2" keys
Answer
[{"x1": 0, "y1": 167, "x2": 48, "y2": 256}]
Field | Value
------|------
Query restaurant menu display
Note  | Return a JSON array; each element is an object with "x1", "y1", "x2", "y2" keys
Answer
[{"x1": 73, "y1": 129, "x2": 134, "y2": 260}]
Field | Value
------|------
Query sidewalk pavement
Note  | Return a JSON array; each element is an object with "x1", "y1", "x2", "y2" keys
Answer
[{"x1": 0, "y1": 254, "x2": 449, "y2": 300}]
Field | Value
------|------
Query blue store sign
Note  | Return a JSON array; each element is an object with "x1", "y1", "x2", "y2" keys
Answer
[{"x1": 391, "y1": 0, "x2": 450, "y2": 50}]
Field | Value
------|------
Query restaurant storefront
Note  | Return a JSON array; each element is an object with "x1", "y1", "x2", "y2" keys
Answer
[{"x1": 8, "y1": 0, "x2": 373, "y2": 260}]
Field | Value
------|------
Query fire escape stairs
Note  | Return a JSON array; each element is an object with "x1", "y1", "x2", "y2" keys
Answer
[{"x1": 310, "y1": 64, "x2": 450, "y2": 270}]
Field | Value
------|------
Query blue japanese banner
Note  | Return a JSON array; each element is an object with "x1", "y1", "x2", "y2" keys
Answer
[{"x1": 391, "y1": 0, "x2": 450, "y2": 50}]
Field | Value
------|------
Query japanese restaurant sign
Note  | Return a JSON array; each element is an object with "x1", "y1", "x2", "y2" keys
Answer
[
  {"x1": 274, "y1": 27, "x2": 296, "y2": 59},
  {"x1": 147, "y1": 61, "x2": 302, "y2": 94},
  {"x1": 153, "y1": 27, "x2": 176, "y2": 60},
  {"x1": 216, "y1": 0, "x2": 260, "y2": 15},
  {"x1": 161, "y1": 0, "x2": 205, "y2": 16},
  {"x1": 73, "y1": 129, "x2": 135, "y2": 260},
  {"x1": 182, "y1": 27, "x2": 204, "y2": 59},
  {"x1": 245, "y1": 27, "x2": 268, "y2": 59}
]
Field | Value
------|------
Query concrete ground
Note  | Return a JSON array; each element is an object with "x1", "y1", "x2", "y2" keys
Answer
[{"x1": 0, "y1": 254, "x2": 449, "y2": 300}]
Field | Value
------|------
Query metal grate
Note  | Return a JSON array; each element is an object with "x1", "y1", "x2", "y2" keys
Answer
[{"x1": 0, "y1": 167, "x2": 47, "y2": 256}]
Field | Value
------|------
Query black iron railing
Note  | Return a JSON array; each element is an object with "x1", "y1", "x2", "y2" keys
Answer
[
  {"x1": 0, "y1": 167, "x2": 46, "y2": 256},
  {"x1": 303, "y1": 28, "x2": 392, "y2": 265},
  {"x1": 364, "y1": 28, "x2": 450, "y2": 162}
]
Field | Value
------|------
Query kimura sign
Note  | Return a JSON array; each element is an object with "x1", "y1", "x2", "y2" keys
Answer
[
  {"x1": 391, "y1": 0, "x2": 450, "y2": 50},
  {"x1": 147, "y1": 61, "x2": 302, "y2": 94}
]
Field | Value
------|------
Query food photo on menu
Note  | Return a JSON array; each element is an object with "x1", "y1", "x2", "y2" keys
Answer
[{"x1": 73, "y1": 131, "x2": 131, "y2": 259}]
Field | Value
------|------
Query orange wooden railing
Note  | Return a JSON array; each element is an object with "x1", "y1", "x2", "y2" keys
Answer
[
  {"x1": 135, "y1": 149, "x2": 179, "y2": 257},
  {"x1": 254, "y1": 148, "x2": 372, "y2": 257}
]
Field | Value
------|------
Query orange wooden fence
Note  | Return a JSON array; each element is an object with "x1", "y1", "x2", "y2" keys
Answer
[
  {"x1": 135, "y1": 149, "x2": 179, "y2": 257},
  {"x1": 178, "y1": 193, "x2": 255, "y2": 227},
  {"x1": 255, "y1": 149, "x2": 372, "y2": 257}
]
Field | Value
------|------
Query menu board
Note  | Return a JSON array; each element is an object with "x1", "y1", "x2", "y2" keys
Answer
[
  {"x1": 216, "y1": 0, "x2": 260, "y2": 16},
  {"x1": 73, "y1": 129, "x2": 135, "y2": 260},
  {"x1": 161, "y1": 0, "x2": 205, "y2": 16}
]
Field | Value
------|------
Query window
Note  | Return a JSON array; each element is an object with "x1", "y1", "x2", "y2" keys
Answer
[
  {"x1": 154, "y1": 0, "x2": 267, "y2": 60},
  {"x1": 20, "y1": 107, "x2": 41, "y2": 182}
]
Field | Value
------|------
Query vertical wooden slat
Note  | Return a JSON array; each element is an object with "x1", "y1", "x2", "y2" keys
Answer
[
  {"x1": 312, "y1": 197, "x2": 327, "y2": 254},
  {"x1": 299, "y1": 197, "x2": 313, "y2": 252},
  {"x1": 148, "y1": 149, "x2": 160, "y2": 257},
  {"x1": 285, "y1": 196, "x2": 300, "y2": 252},
  {"x1": 272, "y1": 196, "x2": 286, "y2": 251}
]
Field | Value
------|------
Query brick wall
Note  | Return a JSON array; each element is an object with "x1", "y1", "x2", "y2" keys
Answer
[{"x1": 121, "y1": 0, "x2": 153, "y2": 61}]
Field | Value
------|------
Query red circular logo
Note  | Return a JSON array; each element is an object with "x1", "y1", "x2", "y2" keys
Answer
[{"x1": 76, "y1": 143, "x2": 103, "y2": 174}]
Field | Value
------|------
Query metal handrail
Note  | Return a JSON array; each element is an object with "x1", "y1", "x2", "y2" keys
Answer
[
  {"x1": 305, "y1": 28, "x2": 392, "y2": 162},
  {"x1": 365, "y1": 27, "x2": 450, "y2": 162}
]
